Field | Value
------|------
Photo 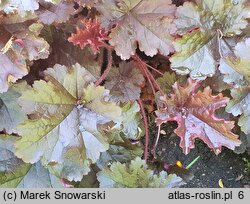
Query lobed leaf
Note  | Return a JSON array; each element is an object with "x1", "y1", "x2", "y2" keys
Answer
[
  {"x1": 15, "y1": 63, "x2": 122, "y2": 181},
  {"x1": 220, "y1": 38, "x2": 250, "y2": 84},
  {"x1": 170, "y1": 0, "x2": 250, "y2": 79},
  {"x1": 68, "y1": 19, "x2": 110, "y2": 54},
  {"x1": 0, "y1": 0, "x2": 39, "y2": 16},
  {"x1": 118, "y1": 102, "x2": 143, "y2": 140},
  {"x1": 40, "y1": 25, "x2": 101, "y2": 78},
  {"x1": 37, "y1": 0, "x2": 75, "y2": 25},
  {"x1": 105, "y1": 61, "x2": 145, "y2": 103},
  {"x1": 226, "y1": 86, "x2": 250, "y2": 134},
  {"x1": 156, "y1": 72, "x2": 187, "y2": 94},
  {"x1": 0, "y1": 134, "x2": 63, "y2": 187},
  {"x1": 219, "y1": 58, "x2": 246, "y2": 87},
  {"x1": 97, "y1": 157, "x2": 184, "y2": 188},
  {"x1": 156, "y1": 79, "x2": 241, "y2": 154},
  {"x1": 97, "y1": 135, "x2": 143, "y2": 169},
  {"x1": 96, "y1": 0, "x2": 176, "y2": 59},
  {"x1": 0, "y1": 15, "x2": 49, "y2": 93},
  {"x1": 0, "y1": 82, "x2": 27, "y2": 134}
]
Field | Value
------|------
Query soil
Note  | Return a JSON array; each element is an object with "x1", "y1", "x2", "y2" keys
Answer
[{"x1": 149, "y1": 122, "x2": 250, "y2": 188}]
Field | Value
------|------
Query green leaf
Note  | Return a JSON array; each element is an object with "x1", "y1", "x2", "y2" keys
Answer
[
  {"x1": 226, "y1": 86, "x2": 250, "y2": 134},
  {"x1": 156, "y1": 72, "x2": 187, "y2": 94},
  {"x1": 16, "y1": 63, "x2": 122, "y2": 181},
  {"x1": 170, "y1": 0, "x2": 250, "y2": 79},
  {"x1": 73, "y1": 165, "x2": 100, "y2": 188},
  {"x1": 118, "y1": 102, "x2": 143, "y2": 140},
  {"x1": 0, "y1": 83, "x2": 27, "y2": 133},
  {"x1": 97, "y1": 157, "x2": 184, "y2": 188},
  {"x1": 97, "y1": 136, "x2": 143, "y2": 169},
  {"x1": 171, "y1": 30, "x2": 216, "y2": 79},
  {"x1": 0, "y1": 134, "x2": 63, "y2": 187},
  {"x1": 219, "y1": 58, "x2": 247, "y2": 86},
  {"x1": 220, "y1": 38, "x2": 250, "y2": 83},
  {"x1": 234, "y1": 132, "x2": 250, "y2": 154},
  {"x1": 0, "y1": 0, "x2": 39, "y2": 16}
]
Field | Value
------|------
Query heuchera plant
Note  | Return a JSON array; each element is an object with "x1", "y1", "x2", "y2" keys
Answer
[{"x1": 0, "y1": 0, "x2": 250, "y2": 188}]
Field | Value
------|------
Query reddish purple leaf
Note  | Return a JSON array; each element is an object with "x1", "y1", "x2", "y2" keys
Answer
[
  {"x1": 105, "y1": 61, "x2": 145, "y2": 103},
  {"x1": 68, "y1": 19, "x2": 109, "y2": 54},
  {"x1": 156, "y1": 79, "x2": 241, "y2": 154}
]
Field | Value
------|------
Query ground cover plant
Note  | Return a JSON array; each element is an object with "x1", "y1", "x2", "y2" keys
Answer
[{"x1": 0, "y1": 0, "x2": 250, "y2": 188}]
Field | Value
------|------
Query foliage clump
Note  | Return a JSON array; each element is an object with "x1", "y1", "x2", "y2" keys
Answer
[{"x1": 1, "y1": 0, "x2": 250, "y2": 187}]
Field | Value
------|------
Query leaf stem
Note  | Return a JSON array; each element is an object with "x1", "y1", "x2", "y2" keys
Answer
[
  {"x1": 95, "y1": 48, "x2": 112, "y2": 86},
  {"x1": 137, "y1": 60, "x2": 156, "y2": 95},
  {"x1": 144, "y1": 67, "x2": 165, "y2": 96},
  {"x1": 152, "y1": 125, "x2": 161, "y2": 158},
  {"x1": 102, "y1": 42, "x2": 114, "y2": 50},
  {"x1": 133, "y1": 54, "x2": 164, "y2": 95},
  {"x1": 138, "y1": 99, "x2": 149, "y2": 162},
  {"x1": 132, "y1": 54, "x2": 163, "y2": 75},
  {"x1": 146, "y1": 63, "x2": 164, "y2": 76}
]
